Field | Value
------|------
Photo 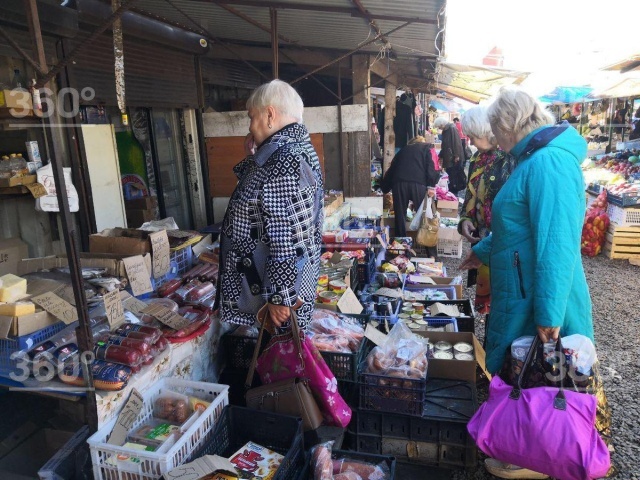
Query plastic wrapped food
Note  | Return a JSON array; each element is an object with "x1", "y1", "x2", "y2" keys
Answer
[
  {"x1": 186, "y1": 281, "x2": 215, "y2": 302},
  {"x1": 365, "y1": 321, "x2": 428, "y2": 379},
  {"x1": 182, "y1": 264, "x2": 208, "y2": 282},
  {"x1": 311, "y1": 442, "x2": 333, "y2": 480},
  {"x1": 174, "y1": 280, "x2": 201, "y2": 301},
  {"x1": 141, "y1": 298, "x2": 179, "y2": 323},
  {"x1": 310, "y1": 333, "x2": 351, "y2": 353},
  {"x1": 157, "y1": 278, "x2": 183, "y2": 298},
  {"x1": 95, "y1": 334, "x2": 151, "y2": 355},
  {"x1": 162, "y1": 307, "x2": 210, "y2": 340},
  {"x1": 94, "y1": 343, "x2": 143, "y2": 368},
  {"x1": 114, "y1": 323, "x2": 162, "y2": 344},
  {"x1": 310, "y1": 310, "x2": 364, "y2": 352},
  {"x1": 155, "y1": 396, "x2": 192, "y2": 424},
  {"x1": 333, "y1": 459, "x2": 389, "y2": 480},
  {"x1": 59, "y1": 359, "x2": 132, "y2": 391}
]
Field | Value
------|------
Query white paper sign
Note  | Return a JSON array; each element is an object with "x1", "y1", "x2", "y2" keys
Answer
[
  {"x1": 336, "y1": 287, "x2": 363, "y2": 314},
  {"x1": 123, "y1": 255, "x2": 153, "y2": 296}
]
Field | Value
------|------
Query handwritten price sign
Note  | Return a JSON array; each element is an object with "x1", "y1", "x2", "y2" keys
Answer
[
  {"x1": 32, "y1": 292, "x2": 78, "y2": 324},
  {"x1": 103, "y1": 289, "x2": 125, "y2": 327},
  {"x1": 123, "y1": 255, "x2": 153, "y2": 296},
  {"x1": 150, "y1": 230, "x2": 171, "y2": 279}
]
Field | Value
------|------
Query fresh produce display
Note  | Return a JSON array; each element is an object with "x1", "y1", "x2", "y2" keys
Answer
[{"x1": 581, "y1": 190, "x2": 610, "y2": 257}]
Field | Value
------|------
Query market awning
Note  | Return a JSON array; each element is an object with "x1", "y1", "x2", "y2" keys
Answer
[
  {"x1": 589, "y1": 78, "x2": 640, "y2": 99},
  {"x1": 539, "y1": 86, "x2": 594, "y2": 105},
  {"x1": 600, "y1": 54, "x2": 640, "y2": 74},
  {"x1": 429, "y1": 98, "x2": 466, "y2": 113},
  {"x1": 431, "y1": 63, "x2": 530, "y2": 104}
]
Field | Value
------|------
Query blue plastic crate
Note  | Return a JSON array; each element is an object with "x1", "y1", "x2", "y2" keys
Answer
[
  {"x1": 0, "y1": 321, "x2": 67, "y2": 379},
  {"x1": 156, "y1": 247, "x2": 194, "y2": 287},
  {"x1": 422, "y1": 317, "x2": 458, "y2": 332},
  {"x1": 403, "y1": 284, "x2": 457, "y2": 301}
]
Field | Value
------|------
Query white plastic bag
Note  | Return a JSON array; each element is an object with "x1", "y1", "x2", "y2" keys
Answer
[
  {"x1": 409, "y1": 199, "x2": 425, "y2": 230},
  {"x1": 35, "y1": 163, "x2": 79, "y2": 212}
]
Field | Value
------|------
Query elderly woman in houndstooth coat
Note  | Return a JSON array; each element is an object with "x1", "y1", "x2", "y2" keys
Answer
[{"x1": 217, "y1": 80, "x2": 324, "y2": 329}]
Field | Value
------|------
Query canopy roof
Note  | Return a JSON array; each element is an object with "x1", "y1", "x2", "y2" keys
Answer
[
  {"x1": 539, "y1": 86, "x2": 594, "y2": 105},
  {"x1": 590, "y1": 78, "x2": 640, "y2": 99},
  {"x1": 601, "y1": 54, "x2": 640, "y2": 74},
  {"x1": 430, "y1": 63, "x2": 530, "y2": 103}
]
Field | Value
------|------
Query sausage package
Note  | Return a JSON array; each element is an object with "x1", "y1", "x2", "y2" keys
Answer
[{"x1": 59, "y1": 359, "x2": 132, "y2": 391}]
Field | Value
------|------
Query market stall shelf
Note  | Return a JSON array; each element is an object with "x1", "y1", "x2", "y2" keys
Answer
[{"x1": 604, "y1": 225, "x2": 640, "y2": 259}]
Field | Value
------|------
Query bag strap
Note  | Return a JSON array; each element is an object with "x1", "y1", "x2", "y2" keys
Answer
[
  {"x1": 245, "y1": 306, "x2": 303, "y2": 388},
  {"x1": 509, "y1": 335, "x2": 567, "y2": 411}
]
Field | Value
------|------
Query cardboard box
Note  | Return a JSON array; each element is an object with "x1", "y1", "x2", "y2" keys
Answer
[
  {"x1": 0, "y1": 89, "x2": 33, "y2": 110},
  {"x1": 436, "y1": 199, "x2": 459, "y2": 218},
  {"x1": 324, "y1": 192, "x2": 344, "y2": 218},
  {"x1": 18, "y1": 252, "x2": 152, "y2": 279},
  {"x1": 0, "y1": 175, "x2": 37, "y2": 188},
  {"x1": 89, "y1": 228, "x2": 152, "y2": 255},
  {"x1": 125, "y1": 209, "x2": 156, "y2": 228},
  {"x1": 438, "y1": 226, "x2": 462, "y2": 242},
  {"x1": 0, "y1": 309, "x2": 59, "y2": 339},
  {"x1": 414, "y1": 331, "x2": 488, "y2": 383},
  {"x1": 426, "y1": 276, "x2": 464, "y2": 299},
  {"x1": 0, "y1": 238, "x2": 28, "y2": 276},
  {"x1": 125, "y1": 196, "x2": 158, "y2": 210}
]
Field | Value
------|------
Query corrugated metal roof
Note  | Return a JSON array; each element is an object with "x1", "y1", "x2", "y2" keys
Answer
[{"x1": 128, "y1": 0, "x2": 446, "y2": 87}]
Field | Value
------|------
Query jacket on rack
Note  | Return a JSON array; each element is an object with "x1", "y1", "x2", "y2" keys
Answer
[
  {"x1": 439, "y1": 123, "x2": 465, "y2": 169},
  {"x1": 218, "y1": 123, "x2": 324, "y2": 328},
  {"x1": 472, "y1": 125, "x2": 593, "y2": 373},
  {"x1": 380, "y1": 143, "x2": 438, "y2": 194}
]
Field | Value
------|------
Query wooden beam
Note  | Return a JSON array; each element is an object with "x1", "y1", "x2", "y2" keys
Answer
[
  {"x1": 291, "y1": 22, "x2": 411, "y2": 85},
  {"x1": 383, "y1": 74, "x2": 397, "y2": 172},
  {"x1": 350, "y1": 0, "x2": 392, "y2": 52},
  {"x1": 191, "y1": 0, "x2": 437, "y2": 24}
]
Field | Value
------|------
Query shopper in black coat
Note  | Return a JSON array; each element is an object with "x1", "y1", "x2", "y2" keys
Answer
[{"x1": 381, "y1": 136, "x2": 439, "y2": 237}]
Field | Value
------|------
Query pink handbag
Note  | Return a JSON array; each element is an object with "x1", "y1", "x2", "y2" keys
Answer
[
  {"x1": 467, "y1": 336, "x2": 611, "y2": 480},
  {"x1": 253, "y1": 307, "x2": 352, "y2": 428}
]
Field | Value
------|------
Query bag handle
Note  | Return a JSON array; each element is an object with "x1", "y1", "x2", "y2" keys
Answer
[
  {"x1": 509, "y1": 335, "x2": 567, "y2": 411},
  {"x1": 245, "y1": 306, "x2": 303, "y2": 388}
]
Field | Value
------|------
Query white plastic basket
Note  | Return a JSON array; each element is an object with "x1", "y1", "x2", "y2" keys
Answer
[
  {"x1": 88, "y1": 379, "x2": 229, "y2": 480},
  {"x1": 436, "y1": 237, "x2": 463, "y2": 258},
  {"x1": 607, "y1": 204, "x2": 640, "y2": 227}
]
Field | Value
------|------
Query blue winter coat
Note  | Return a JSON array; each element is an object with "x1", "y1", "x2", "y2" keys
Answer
[{"x1": 472, "y1": 125, "x2": 593, "y2": 373}]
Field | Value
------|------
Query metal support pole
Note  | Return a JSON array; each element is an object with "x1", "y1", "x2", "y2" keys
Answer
[
  {"x1": 24, "y1": 0, "x2": 98, "y2": 432},
  {"x1": 194, "y1": 56, "x2": 214, "y2": 225},
  {"x1": 607, "y1": 100, "x2": 615, "y2": 153},
  {"x1": 337, "y1": 61, "x2": 347, "y2": 195},
  {"x1": 270, "y1": 7, "x2": 278, "y2": 79}
]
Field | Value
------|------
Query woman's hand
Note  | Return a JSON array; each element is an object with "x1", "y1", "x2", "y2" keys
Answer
[
  {"x1": 267, "y1": 303, "x2": 291, "y2": 327},
  {"x1": 459, "y1": 250, "x2": 482, "y2": 270},
  {"x1": 537, "y1": 326, "x2": 560, "y2": 343},
  {"x1": 427, "y1": 187, "x2": 436, "y2": 198},
  {"x1": 244, "y1": 133, "x2": 256, "y2": 156},
  {"x1": 459, "y1": 220, "x2": 479, "y2": 243}
]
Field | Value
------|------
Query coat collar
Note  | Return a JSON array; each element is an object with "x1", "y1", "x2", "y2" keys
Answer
[{"x1": 254, "y1": 122, "x2": 308, "y2": 167}]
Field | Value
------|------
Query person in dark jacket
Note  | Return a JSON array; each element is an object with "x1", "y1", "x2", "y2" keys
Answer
[
  {"x1": 434, "y1": 116, "x2": 467, "y2": 194},
  {"x1": 381, "y1": 135, "x2": 439, "y2": 237}
]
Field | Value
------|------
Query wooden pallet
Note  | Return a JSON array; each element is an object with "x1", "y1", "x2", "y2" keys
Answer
[{"x1": 603, "y1": 225, "x2": 640, "y2": 259}]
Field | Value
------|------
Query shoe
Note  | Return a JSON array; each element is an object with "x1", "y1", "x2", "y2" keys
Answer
[{"x1": 484, "y1": 458, "x2": 549, "y2": 479}]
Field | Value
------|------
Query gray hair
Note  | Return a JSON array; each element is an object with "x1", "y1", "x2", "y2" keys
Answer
[
  {"x1": 246, "y1": 79, "x2": 304, "y2": 123},
  {"x1": 433, "y1": 116, "x2": 449, "y2": 130},
  {"x1": 487, "y1": 87, "x2": 555, "y2": 140},
  {"x1": 461, "y1": 107, "x2": 496, "y2": 145}
]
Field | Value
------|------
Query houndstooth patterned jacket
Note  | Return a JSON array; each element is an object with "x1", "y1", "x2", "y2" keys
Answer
[{"x1": 218, "y1": 123, "x2": 324, "y2": 328}]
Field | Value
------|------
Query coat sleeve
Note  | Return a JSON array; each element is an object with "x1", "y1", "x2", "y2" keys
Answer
[
  {"x1": 471, "y1": 233, "x2": 492, "y2": 266},
  {"x1": 424, "y1": 146, "x2": 438, "y2": 187},
  {"x1": 261, "y1": 166, "x2": 303, "y2": 307},
  {"x1": 525, "y1": 154, "x2": 581, "y2": 328},
  {"x1": 458, "y1": 154, "x2": 477, "y2": 232},
  {"x1": 381, "y1": 153, "x2": 400, "y2": 194}
]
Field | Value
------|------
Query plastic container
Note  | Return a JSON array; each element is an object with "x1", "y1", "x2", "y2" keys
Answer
[
  {"x1": 190, "y1": 406, "x2": 305, "y2": 480},
  {"x1": 417, "y1": 299, "x2": 475, "y2": 334},
  {"x1": 88, "y1": 379, "x2": 229, "y2": 480},
  {"x1": 0, "y1": 321, "x2": 67, "y2": 379},
  {"x1": 320, "y1": 316, "x2": 372, "y2": 382},
  {"x1": 436, "y1": 236, "x2": 463, "y2": 258},
  {"x1": 606, "y1": 190, "x2": 640, "y2": 207},
  {"x1": 354, "y1": 379, "x2": 478, "y2": 469},
  {"x1": 222, "y1": 332, "x2": 258, "y2": 370},
  {"x1": 358, "y1": 362, "x2": 427, "y2": 417},
  {"x1": 607, "y1": 203, "x2": 640, "y2": 226}
]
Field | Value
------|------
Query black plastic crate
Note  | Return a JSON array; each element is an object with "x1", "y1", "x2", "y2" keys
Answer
[
  {"x1": 359, "y1": 363, "x2": 426, "y2": 417},
  {"x1": 417, "y1": 299, "x2": 475, "y2": 334},
  {"x1": 222, "y1": 332, "x2": 258, "y2": 370},
  {"x1": 353, "y1": 379, "x2": 478, "y2": 469},
  {"x1": 337, "y1": 378, "x2": 360, "y2": 408},
  {"x1": 296, "y1": 450, "x2": 396, "y2": 480},
  {"x1": 218, "y1": 367, "x2": 259, "y2": 407},
  {"x1": 356, "y1": 254, "x2": 376, "y2": 284},
  {"x1": 191, "y1": 406, "x2": 305, "y2": 480},
  {"x1": 317, "y1": 314, "x2": 371, "y2": 382}
]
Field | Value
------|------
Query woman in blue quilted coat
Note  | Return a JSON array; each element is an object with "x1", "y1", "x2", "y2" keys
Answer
[{"x1": 461, "y1": 88, "x2": 595, "y2": 479}]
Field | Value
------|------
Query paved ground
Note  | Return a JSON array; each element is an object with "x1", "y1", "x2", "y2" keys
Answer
[{"x1": 435, "y1": 246, "x2": 640, "y2": 480}]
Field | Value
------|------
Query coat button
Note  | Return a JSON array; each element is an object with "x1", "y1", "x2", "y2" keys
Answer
[
  {"x1": 250, "y1": 284, "x2": 261, "y2": 295},
  {"x1": 270, "y1": 294, "x2": 283, "y2": 305},
  {"x1": 242, "y1": 258, "x2": 253, "y2": 268}
]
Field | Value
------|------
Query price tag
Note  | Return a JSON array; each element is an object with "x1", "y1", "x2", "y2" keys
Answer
[
  {"x1": 26, "y1": 182, "x2": 47, "y2": 199},
  {"x1": 150, "y1": 230, "x2": 171, "y2": 279},
  {"x1": 32, "y1": 292, "x2": 78, "y2": 324},
  {"x1": 365, "y1": 323, "x2": 388, "y2": 347},
  {"x1": 123, "y1": 255, "x2": 153, "y2": 296},
  {"x1": 336, "y1": 287, "x2": 363, "y2": 315},
  {"x1": 103, "y1": 289, "x2": 125, "y2": 327},
  {"x1": 120, "y1": 291, "x2": 149, "y2": 317},
  {"x1": 108, "y1": 389, "x2": 144, "y2": 445},
  {"x1": 142, "y1": 304, "x2": 190, "y2": 330}
]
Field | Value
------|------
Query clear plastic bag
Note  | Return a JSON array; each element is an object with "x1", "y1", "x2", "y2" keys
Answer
[{"x1": 365, "y1": 321, "x2": 428, "y2": 378}]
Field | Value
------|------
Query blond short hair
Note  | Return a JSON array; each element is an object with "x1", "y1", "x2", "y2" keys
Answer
[
  {"x1": 461, "y1": 107, "x2": 496, "y2": 146},
  {"x1": 487, "y1": 87, "x2": 554, "y2": 140},
  {"x1": 408, "y1": 136, "x2": 427, "y2": 145},
  {"x1": 246, "y1": 79, "x2": 304, "y2": 122}
]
